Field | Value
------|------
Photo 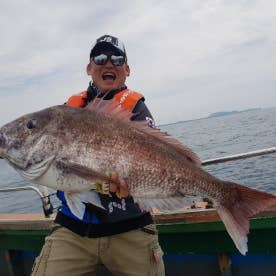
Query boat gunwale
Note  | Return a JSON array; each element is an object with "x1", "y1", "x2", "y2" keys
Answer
[{"x1": 1, "y1": 207, "x2": 276, "y2": 232}]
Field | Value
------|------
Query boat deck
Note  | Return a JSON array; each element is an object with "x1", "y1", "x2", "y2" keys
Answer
[{"x1": 1, "y1": 208, "x2": 276, "y2": 275}]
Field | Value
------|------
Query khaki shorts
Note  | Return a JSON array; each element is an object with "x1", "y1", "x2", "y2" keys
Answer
[{"x1": 32, "y1": 224, "x2": 165, "y2": 276}]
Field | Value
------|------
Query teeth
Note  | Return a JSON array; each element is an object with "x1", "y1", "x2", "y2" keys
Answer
[{"x1": 102, "y1": 73, "x2": 115, "y2": 80}]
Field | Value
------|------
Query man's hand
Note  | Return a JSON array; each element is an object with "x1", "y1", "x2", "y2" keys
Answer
[{"x1": 109, "y1": 172, "x2": 129, "y2": 198}]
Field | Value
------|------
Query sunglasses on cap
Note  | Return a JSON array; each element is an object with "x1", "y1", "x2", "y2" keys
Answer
[{"x1": 92, "y1": 54, "x2": 126, "y2": 66}]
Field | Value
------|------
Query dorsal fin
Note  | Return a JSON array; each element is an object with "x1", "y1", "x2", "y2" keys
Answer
[{"x1": 85, "y1": 97, "x2": 201, "y2": 166}]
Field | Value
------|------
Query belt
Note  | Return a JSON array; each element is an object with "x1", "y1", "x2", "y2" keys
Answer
[{"x1": 55, "y1": 211, "x2": 154, "y2": 238}]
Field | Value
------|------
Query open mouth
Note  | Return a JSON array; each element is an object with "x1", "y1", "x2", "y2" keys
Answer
[{"x1": 102, "y1": 72, "x2": 116, "y2": 81}]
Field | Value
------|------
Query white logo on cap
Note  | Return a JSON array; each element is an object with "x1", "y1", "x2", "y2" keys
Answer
[
  {"x1": 99, "y1": 36, "x2": 118, "y2": 46},
  {"x1": 103, "y1": 36, "x2": 112, "y2": 43}
]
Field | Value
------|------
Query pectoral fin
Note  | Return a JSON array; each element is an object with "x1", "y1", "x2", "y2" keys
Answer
[
  {"x1": 56, "y1": 160, "x2": 116, "y2": 184},
  {"x1": 55, "y1": 160, "x2": 121, "y2": 218}
]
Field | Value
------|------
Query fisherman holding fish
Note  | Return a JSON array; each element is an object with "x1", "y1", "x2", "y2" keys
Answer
[
  {"x1": 32, "y1": 35, "x2": 165, "y2": 275},
  {"x1": 1, "y1": 32, "x2": 276, "y2": 275}
]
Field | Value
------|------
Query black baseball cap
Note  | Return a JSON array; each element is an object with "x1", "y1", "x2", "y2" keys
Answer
[{"x1": 90, "y1": 35, "x2": 127, "y2": 58}]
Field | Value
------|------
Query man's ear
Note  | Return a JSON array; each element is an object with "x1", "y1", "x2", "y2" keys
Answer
[
  {"x1": 126, "y1": 64, "x2": 130, "y2": 77},
  {"x1": 86, "y1": 63, "x2": 92, "y2": 75}
]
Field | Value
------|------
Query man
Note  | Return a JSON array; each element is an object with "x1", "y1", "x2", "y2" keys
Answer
[{"x1": 32, "y1": 35, "x2": 165, "y2": 276}]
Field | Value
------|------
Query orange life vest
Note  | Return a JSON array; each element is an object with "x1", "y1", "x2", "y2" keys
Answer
[{"x1": 66, "y1": 89, "x2": 143, "y2": 111}]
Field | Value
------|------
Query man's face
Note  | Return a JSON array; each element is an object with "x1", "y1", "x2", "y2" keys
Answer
[{"x1": 87, "y1": 50, "x2": 130, "y2": 93}]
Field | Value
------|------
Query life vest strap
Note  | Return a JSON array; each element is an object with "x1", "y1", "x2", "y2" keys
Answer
[
  {"x1": 67, "y1": 91, "x2": 88, "y2": 107},
  {"x1": 114, "y1": 89, "x2": 143, "y2": 111},
  {"x1": 66, "y1": 89, "x2": 143, "y2": 111}
]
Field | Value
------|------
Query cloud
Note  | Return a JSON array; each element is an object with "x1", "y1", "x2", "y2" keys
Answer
[{"x1": 0, "y1": 0, "x2": 276, "y2": 125}]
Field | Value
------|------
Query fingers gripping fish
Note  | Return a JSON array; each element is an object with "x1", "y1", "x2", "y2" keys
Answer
[{"x1": 0, "y1": 98, "x2": 276, "y2": 255}]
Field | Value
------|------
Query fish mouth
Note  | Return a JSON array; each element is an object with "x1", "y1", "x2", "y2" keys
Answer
[
  {"x1": 0, "y1": 133, "x2": 7, "y2": 158},
  {"x1": 8, "y1": 155, "x2": 56, "y2": 181},
  {"x1": 0, "y1": 149, "x2": 7, "y2": 159}
]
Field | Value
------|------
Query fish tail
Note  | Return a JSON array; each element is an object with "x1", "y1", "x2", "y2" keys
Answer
[{"x1": 217, "y1": 181, "x2": 276, "y2": 255}]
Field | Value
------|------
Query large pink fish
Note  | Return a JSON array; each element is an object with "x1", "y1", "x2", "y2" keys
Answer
[{"x1": 0, "y1": 99, "x2": 275, "y2": 255}]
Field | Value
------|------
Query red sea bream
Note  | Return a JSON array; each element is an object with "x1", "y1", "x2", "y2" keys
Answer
[{"x1": 0, "y1": 99, "x2": 276, "y2": 255}]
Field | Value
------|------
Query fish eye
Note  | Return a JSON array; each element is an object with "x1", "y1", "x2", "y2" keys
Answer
[{"x1": 26, "y1": 119, "x2": 37, "y2": 129}]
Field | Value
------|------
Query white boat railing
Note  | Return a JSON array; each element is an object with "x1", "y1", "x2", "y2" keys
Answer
[
  {"x1": 202, "y1": 146, "x2": 276, "y2": 166},
  {"x1": 0, "y1": 185, "x2": 54, "y2": 217}
]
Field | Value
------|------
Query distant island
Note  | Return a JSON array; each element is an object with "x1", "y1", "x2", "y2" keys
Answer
[
  {"x1": 208, "y1": 108, "x2": 261, "y2": 118},
  {"x1": 160, "y1": 107, "x2": 262, "y2": 127}
]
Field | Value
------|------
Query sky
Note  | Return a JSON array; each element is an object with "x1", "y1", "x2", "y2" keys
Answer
[{"x1": 0, "y1": 0, "x2": 275, "y2": 126}]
